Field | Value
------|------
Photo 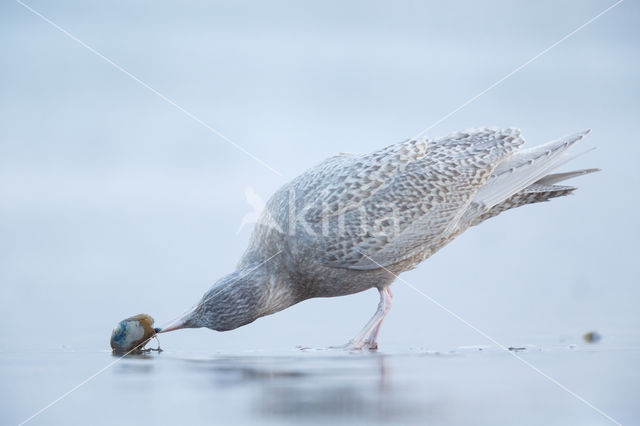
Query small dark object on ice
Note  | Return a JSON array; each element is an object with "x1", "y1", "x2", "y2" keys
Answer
[
  {"x1": 110, "y1": 314, "x2": 162, "y2": 354},
  {"x1": 583, "y1": 331, "x2": 601, "y2": 343},
  {"x1": 508, "y1": 346, "x2": 526, "y2": 352}
]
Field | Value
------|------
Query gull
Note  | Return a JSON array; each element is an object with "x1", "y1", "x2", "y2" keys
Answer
[{"x1": 159, "y1": 128, "x2": 597, "y2": 349}]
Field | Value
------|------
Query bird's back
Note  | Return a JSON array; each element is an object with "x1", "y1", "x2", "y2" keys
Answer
[{"x1": 241, "y1": 127, "x2": 594, "y2": 295}]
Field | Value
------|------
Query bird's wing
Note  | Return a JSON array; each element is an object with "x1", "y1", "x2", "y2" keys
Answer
[
  {"x1": 469, "y1": 130, "x2": 591, "y2": 209},
  {"x1": 295, "y1": 128, "x2": 524, "y2": 270}
]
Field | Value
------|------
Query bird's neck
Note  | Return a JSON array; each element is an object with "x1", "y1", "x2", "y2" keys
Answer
[{"x1": 190, "y1": 263, "x2": 298, "y2": 331}]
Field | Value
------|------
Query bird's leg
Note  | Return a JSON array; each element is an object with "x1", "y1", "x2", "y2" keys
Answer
[
  {"x1": 345, "y1": 286, "x2": 393, "y2": 350},
  {"x1": 363, "y1": 287, "x2": 393, "y2": 349}
]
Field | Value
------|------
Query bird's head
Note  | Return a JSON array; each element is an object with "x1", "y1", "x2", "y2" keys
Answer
[{"x1": 157, "y1": 268, "x2": 269, "y2": 333}]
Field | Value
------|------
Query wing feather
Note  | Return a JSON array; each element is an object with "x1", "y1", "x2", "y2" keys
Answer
[
  {"x1": 471, "y1": 130, "x2": 590, "y2": 209},
  {"x1": 295, "y1": 128, "x2": 524, "y2": 270}
]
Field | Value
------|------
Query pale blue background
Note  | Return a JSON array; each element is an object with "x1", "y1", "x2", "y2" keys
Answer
[{"x1": 1, "y1": 1, "x2": 638, "y2": 425}]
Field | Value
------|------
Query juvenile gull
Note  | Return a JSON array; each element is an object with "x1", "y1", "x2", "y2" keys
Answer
[{"x1": 159, "y1": 128, "x2": 597, "y2": 349}]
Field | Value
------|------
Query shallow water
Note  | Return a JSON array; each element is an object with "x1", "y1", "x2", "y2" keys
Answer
[{"x1": 3, "y1": 340, "x2": 639, "y2": 425}]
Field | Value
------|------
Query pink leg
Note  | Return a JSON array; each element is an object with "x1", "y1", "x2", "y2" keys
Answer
[
  {"x1": 364, "y1": 287, "x2": 393, "y2": 349},
  {"x1": 346, "y1": 286, "x2": 393, "y2": 350}
]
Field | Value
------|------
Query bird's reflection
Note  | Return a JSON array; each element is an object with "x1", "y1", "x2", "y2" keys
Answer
[{"x1": 186, "y1": 352, "x2": 421, "y2": 422}]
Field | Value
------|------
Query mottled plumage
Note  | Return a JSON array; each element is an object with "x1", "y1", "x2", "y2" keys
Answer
[{"x1": 159, "y1": 128, "x2": 597, "y2": 349}]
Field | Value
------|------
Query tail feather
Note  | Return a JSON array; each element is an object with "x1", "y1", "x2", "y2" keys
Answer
[
  {"x1": 471, "y1": 130, "x2": 591, "y2": 209},
  {"x1": 469, "y1": 183, "x2": 576, "y2": 227},
  {"x1": 464, "y1": 130, "x2": 598, "y2": 227}
]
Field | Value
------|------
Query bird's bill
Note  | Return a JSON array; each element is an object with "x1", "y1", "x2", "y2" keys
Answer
[{"x1": 156, "y1": 319, "x2": 187, "y2": 333}]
